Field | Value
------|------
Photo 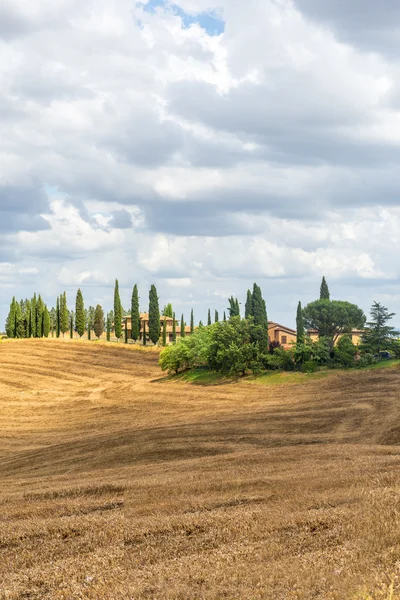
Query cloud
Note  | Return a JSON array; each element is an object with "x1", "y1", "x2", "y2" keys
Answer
[{"x1": 0, "y1": 0, "x2": 399, "y2": 328}]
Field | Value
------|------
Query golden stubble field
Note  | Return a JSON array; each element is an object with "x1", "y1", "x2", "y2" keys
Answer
[{"x1": 1, "y1": 340, "x2": 400, "y2": 600}]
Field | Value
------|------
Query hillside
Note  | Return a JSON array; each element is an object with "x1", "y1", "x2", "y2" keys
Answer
[{"x1": 1, "y1": 340, "x2": 400, "y2": 599}]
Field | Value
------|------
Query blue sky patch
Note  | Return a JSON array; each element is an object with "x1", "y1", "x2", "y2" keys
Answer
[{"x1": 141, "y1": 0, "x2": 225, "y2": 36}]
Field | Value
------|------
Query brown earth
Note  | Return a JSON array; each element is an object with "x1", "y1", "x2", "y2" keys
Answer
[{"x1": 0, "y1": 339, "x2": 400, "y2": 600}]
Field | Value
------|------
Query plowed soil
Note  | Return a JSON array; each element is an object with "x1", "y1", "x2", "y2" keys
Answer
[{"x1": 1, "y1": 340, "x2": 400, "y2": 599}]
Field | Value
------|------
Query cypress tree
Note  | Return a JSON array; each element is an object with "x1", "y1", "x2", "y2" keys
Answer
[
  {"x1": 69, "y1": 311, "x2": 74, "y2": 338},
  {"x1": 172, "y1": 312, "x2": 176, "y2": 342},
  {"x1": 180, "y1": 314, "x2": 185, "y2": 338},
  {"x1": 228, "y1": 296, "x2": 240, "y2": 318},
  {"x1": 43, "y1": 306, "x2": 51, "y2": 338},
  {"x1": 190, "y1": 309, "x2": 194, "y2": 334},
  {"x1": 131, "y1": 284, "x2": 140, "y2": 342},
  {"x1": 94, "y1": 305, "x2": 105, "y2": 339},
  {"x1": 15, "y1": 301, "x2": 24, "y2": 338},
  {"x1": 19, "y1": 300, "x2": 26, "y2": 338},
  {"x1": 5, "y1": 297, "x2": 16, "y2": 338},
  {"x1": 60, "y1": 292, "x2": 69, "y2": 337},
  {"x1": 245, "y1": 290, "x2": 253, "y2": 319},
  {"x1": 251, "y1": 284, "x2": 268, "y2": 328},
  {"x1": 207, "y1": 309, "x2": 211, "y2": 326},
  {"x1": 162, "y1": 303, "x2": 173, "y2": 317},
  {"x1": 106, "y1": 312, "x2": 111, "y2": 341},
  {"x1": 320, "y1": 276, "x2": 330, "y2": 301},
  {"x1": 148, "y1": 284, "x2": 160, "y2": 345},
  {"x1": 199, "y1": 320, "x2": 203, "y2": 327},
  {"x1": 31, "y1": 294, "x2": 37, "y2": 338},
  {"x1": 56, "y1": 296, "x2": 60, "y2": 338},
  {"x1": 142, "y1": 320, "x2": 147, "y2": 345},
  {"x1": 223, "y1": 311, "x2": 226, "y2": 322},
  {"x1": 26, "y1": 299, "x2": 31, "y2": 338},
  {"x1": 36, "y1": 295, "x2": 44, "y2": 337},
  {"x1": 296, "y1": 301, "x2": 305, "y2": 344},
  {"x1": 75, "y1": 289, "x2": 85, "y2": 337},
  {"x1": 162, "y1": 318, "x2": 167, "y2": 346},
  {"x1": 215, "y1": 310, "x2": 219, "y2": 323},
  {"x1": 114, "y1": 279, "x2": 122, "y2": 340},
  {"x1": 124, "y1": 317, "x2": 128, "y2": 343},
  {"x1": 87, "y1": 306, "x2": 95, "y2": 340}
]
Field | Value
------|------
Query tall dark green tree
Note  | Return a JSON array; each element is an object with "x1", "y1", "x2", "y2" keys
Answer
[
  {"x1": 207, "y1": 309, "x2": 212, "y2": 326},
  {"x1": 148, "y1": 284, "x2": 160, "y2": 345},
  {"x1": 5, "y1": 297, "x2": 16, "y2": 338},
  {"x1": 31, "y1": 294, "x2": 37, "y2": 338},
  {"x1": 251, "y1": 284, "x2": 268, "y2": 329},
  {"x1": 228, "y1": 296, "x2": 240, "y2": 318},
  {"x1": 94, "y1": 304, "x2": 105, "y2": 339},
  {"x1": 362, "y1": 302, "x2": 399, "y2": 354},
  {"x1": 106, "y1": 312, "x2": 111, "y2": 341},
  {"x1": 114, "y1": 279, "x2": 122, "y2": 340},
  {"x1": 245, "y1": 290, "x2": 253, "y2": 319},
  {"x1": 223, "y1": 311, "x2": 226, "y2": 322},
  {"x1": 36, "y1": 295, "x2": 44, "y2": 337},
  {"x1": 131, "y1": 284, "x2": 140, "y2": 342},
  {"x1": 215, "y1": 310, "x2": 219, "y2": 323},
  {"x1": 69, "y1": 311, "x2": 74, "y2": 338},
  {"x1": 162, "y1": 318, "x2": 167, "y2": 346},
  {"x1": 296, "y1": 301, "x2": 305, "y2": 344},
  {"x1": 56, "y1": 296, "x2": 60, "y2": 338},
  {"x1": 25, "y1": 299, "x2": 32, "y2": 338},
  {"x1": 60, "y1": 292, "x2": 69, "y2": 337},
  {"x1": 87, "y1": 306, "x2": 95, "y2": 341},
  {"x1": 180, "y1": 314, "x2": 185, "y2": 338},
  {"x1": 320, "y1": 276, "x2": 330, "y2": 301},
  {"x1": 75, "y1": 289, "x2": 85, "y2": 338},
  {"x1": 15, "y1": 301, "x2": 24, "y2": 338},
  {"x1": 124, "y1": 317, "x2": 128, "y2": 343},
  {"x1": 162, "y1": 303, "x2": 173, "y2": 318},
  {"x1": 172, "y1": 312, "x2": 176, "y2": 342},
  {"x1": 190, "y1": 309, "x2": 194, "y2": 334},
  {"x1": 142, "y1": 320, "x2": 147, "y2": 345},
  {"x1": 43, "y1": 306, "x2": 51, "y2": 338}
]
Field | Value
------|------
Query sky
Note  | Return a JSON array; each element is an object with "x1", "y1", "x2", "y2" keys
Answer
[{"x1": 1, "y1": 0, "x2": 400, "y2": 328}]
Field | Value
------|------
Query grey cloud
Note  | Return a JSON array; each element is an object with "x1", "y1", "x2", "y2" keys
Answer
[
  {"x1": 0, "y1": 185, "x2": 50, "y2": 232},
  {"x1": 0, "y1": 5, "x2": 32, "y2": 40},
  {"x1": 294, "y1": 0, "x2": 400, "y2": 56},
  {"x1": 109, "y1": 210, "x2": 133, "y2": 229}
]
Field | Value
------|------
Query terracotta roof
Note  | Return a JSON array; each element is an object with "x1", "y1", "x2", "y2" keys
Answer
[{"x1": 268, "y1": 321, "x2": 296, "y2": 335}]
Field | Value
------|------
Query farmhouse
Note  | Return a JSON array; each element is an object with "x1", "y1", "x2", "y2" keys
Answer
[
  {"x1": 307, "y1": 329, "x2": 365, "y2": 345},
  {"x1": 123, "y1": 314, "x2": 191, "y2": 343},
  {"x1": 268, "y1": 322, "x2": 297, "y2": 348}
]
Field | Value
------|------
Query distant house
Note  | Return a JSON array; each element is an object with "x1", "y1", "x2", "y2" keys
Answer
[
  {"x1": 123, "y1": 313, "x2": 191, "y2": 344},
  {"x1": 268, "y1": 321, "x2": 297, "y2": 348},
  {"x1": 307, "y1": 329, "x2": 365, "y2": 346}
]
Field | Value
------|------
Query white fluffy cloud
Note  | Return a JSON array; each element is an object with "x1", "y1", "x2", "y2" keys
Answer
[{"x1": 0, "y1": 0, "x2": 399, "y2": 326}]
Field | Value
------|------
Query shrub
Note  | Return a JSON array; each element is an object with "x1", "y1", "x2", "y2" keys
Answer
[
  {"x1": 301, "y1": 360, "x2": 317, "y2": 373},
  {"x1": 356, "y1": 353, "x2": 377, "y2": 368},
  {"x1": 334, "y1": 335, "x2": 357, "y2": 368},
  {"x1": 265, "y1": 347, "x2": 295, "y2": 371}
]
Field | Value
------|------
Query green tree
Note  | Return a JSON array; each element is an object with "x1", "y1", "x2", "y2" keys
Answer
[
  {"x1": 5, "y1": 297, "x2": 16, "y2": 338},
  {"x1": 190, "y1": 309, "x2": 194, "y2": 334},
  {"x1": 162, "y1": 318, "x2": 167, "y2": 346},
  {"x1": 131, "y1": 284, "x2": 140, "y2": 342},
  {"x1": 142, "y1": 320, "x2": 147, "y2": 345},
  {"x1": 114, "y1": 279, "x2": 122, "y2": 340},
  {"x1": 245, "y1": 290, "x2": 253, "y2": 319},
  {"x1": 223, "y1": 312, "x2": 226, "y2": 322},
  {"x1": 207, "y1": 309, "x2": 212, "y2": 326},
  {"x1": 56, "y1": 296, "x2": 60, "y2": 338},
  {"x1": 75, "y1": 289, "x2": 85, "y2": 338},
  {"x1": 36, "y1": 295, "x2": 44, "y2": 337},
  {"x1": 106, "y1": 312, "x2": 111, "y2": 341},
  {"x1": 24, "y1": 299, "x2": 31, "y2": 338},
  {"x1": 49, "y1": 307, "x2": 56, "y2": 337},
  {"x1": 15, "y1": 301, "x2": 24, "y2": 338},
  {"x1": 60, "y1": 292, "x2": 69, "y2": 337},
  {"x1": 94, "y1": 304, "x2": 105, "y2": 339},
  {"x1": 180, "y1": 314, "x2": 185, "y2": 338},
  {"x1": 87, "y1": 306, "x2": 95, "y2": 340},
  {"x1": 43, "y1": 306, "x2": 51, "y2": 338},
  {"x1": 228, "y1": 296, "x2": 240, "y2": 318},
  {"x1": 296, "y1": 301, "x2": 304, "y2": 344},
  {"x1": 31, "y1": 294, "x2": 37, "y2": 338},
  {"x1": 215, "y1": 310, "x2": 219, "y2": 323},
  {"x1": 69, "y1": 311, "x2": 74, "y2": 338},
  {"x1": 334, "y1": 335, "x2": 357, "y2": 368},
  {"x1": 172, "y1": 312, "x2": 176, "y2": 342},
  {"x1": 148, "y1": 284, "x2": 160, "y2": 345},
  {"x1": 251, "y1": 284, "x2": 268, "y2": 329},
  {"x1": 162, "y1": 303, "x2": 173, "y2": 318},
  {"x1": 362, "y1": 302, "x2": 399, "y2": 354},
  {"x1": 303, "y1": 299, "x2": 365, "y2": 352},
  {"x1": 320, "y1": 276, "x2": 330, "y2": 300}
]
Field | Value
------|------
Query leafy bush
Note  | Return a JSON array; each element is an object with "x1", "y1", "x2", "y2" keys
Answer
[
  {"x1": 265, "y1": 347, "x2": 295, "y2": 371},
  {"x1": 301, "y1": 360, "x2": 317, "y2": 373},
  {"x1": 334, "y1": 335, "x2": 357, "y2": 368},
  {"x1": 355, "y1": 353, "x2": 378, "y2": 368}
]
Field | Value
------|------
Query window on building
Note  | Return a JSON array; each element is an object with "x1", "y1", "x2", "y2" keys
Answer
[{"x1": 281, "y1": 336, "x2": 287, "y2": 344}]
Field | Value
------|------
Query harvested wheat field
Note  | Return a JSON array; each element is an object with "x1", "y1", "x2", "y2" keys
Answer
[{"x1": 1, "y1": 340, "x2": 400, "y2": 600}]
